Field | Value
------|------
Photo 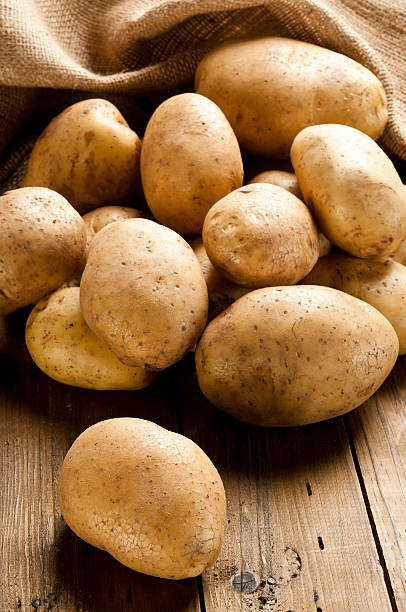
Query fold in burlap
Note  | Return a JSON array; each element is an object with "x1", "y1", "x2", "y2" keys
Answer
[{"x1": 0, "y1": 0, "x2": 405, "y2": 188}]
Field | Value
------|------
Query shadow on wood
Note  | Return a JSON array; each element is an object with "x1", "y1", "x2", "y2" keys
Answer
[
  {"x1": 52, "y1": 525, "x2": 199, "y2": 612},
  {"x1": 179, "y1": 353, "x2": 393, "y2": 612}
]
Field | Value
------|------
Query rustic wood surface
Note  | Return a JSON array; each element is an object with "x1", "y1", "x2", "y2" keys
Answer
[
  {"x1": 1, "y1": 310, "x2": 405, "y2": 612},
  {"x1": 346, "y1": 357, "x2": 406, "y2": 612},
  {"x1": 180, "y1": 356, "x2": 396, "y2": 612},
  {"x1": 0, "y1": 311, "x2": 200, "y2": 612}
]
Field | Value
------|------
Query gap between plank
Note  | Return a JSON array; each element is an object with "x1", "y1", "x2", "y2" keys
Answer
[
  {"x1": 159, "y1": 362, "x2": 185, "y2": 435},
  {"x1": 343, "y1": 416, "x2": 399, "y2": 612},
  {"x1": 197, "y1": 575, "x2": 207, "y2": 612},
  {"x1": 173, "y1": 362, "x2": 185, "y2": 436},
  {"x1": 168, "y1": 358, "x2": 206, "y2": 612}
]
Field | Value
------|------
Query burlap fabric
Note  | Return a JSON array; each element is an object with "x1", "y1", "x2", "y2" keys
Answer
[{"x1": 0, "y1": 0, "x2": 405, "y2": 190}]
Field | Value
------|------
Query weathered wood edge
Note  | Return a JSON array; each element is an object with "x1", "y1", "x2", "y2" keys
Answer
[
  {"x1": 179, "y1": 354, "x2": 394, "y2": 612},
  {"x1": 345, "y1": 355, "x2": 406, "y2": 612},
  {"x1": 0, "y1": 311, "x2": 200, "y2": 612}
]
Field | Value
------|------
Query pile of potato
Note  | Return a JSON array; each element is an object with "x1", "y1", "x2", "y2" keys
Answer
[{"x1": 2, "y1": 36, "x2": 406, "y2": 579}]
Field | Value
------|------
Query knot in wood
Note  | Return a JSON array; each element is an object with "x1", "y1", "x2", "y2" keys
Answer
[{"x1": 230, "y1": 571, "x2": 258, "y2": 593}]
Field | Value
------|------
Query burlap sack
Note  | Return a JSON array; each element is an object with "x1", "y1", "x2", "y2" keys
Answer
[{"x1": 0, "y1": 0, "x2": 405, "y2": 190}]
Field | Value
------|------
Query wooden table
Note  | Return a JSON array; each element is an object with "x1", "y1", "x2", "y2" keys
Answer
[{"x1": 1, "y1": 307, "x2": 405, "y2": 612}]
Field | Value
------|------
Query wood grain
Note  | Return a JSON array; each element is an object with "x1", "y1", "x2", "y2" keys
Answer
[
  {"x1": 179, "y1": 354, "x2": 394, "y2": 612},
  {"x1": 0, "y1": 310, "x2": 200, "y2": 612},
  {"x1": 346, "y1": 355, "x2": 406, "y2": 611},
  {"x1": 2, "y1": 310, "x2": 405, "y2": 612}
]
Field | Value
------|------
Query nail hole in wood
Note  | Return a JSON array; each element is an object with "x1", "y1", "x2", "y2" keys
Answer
[
  {"x1": 230, "y1": 571, "x2": 259, "y2": 593},
  {"x1": 306, "y1": 482, "x2": 312, "y2": 496},
  {"x1": 317, "y1": 536, "x2": 324, "y2": 550},
  {"x1": 31, "y1": 599, "x2": 41, "y2": 609}
]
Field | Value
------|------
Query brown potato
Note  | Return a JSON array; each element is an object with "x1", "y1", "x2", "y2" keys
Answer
[
  {"x1": 58, "y1": 418, "x2": 226, "y2": 579},
  {"x1": 26, "y1": 287, "x2": 157, "y2": 390},
  {"x1": 202, "y1": 183, "x2": 319, "y2": 288},
  {"x1": 302, "y1": 254, "x2": 406, "y2": 354},
  {"x1": 390, "y1": 187, "x2": 406, "y2": 265},
  {"x1": 249, "y1": 170, "x2": 302, "y2": 198},
  {"x1": 83, "y1": 205, "x2": 149, "y2": 258},
  {"x1": 23, "y1": 99, "x2": 142, "y2": 214},
  {"x1": 248, "y1": 169, "x2": 331, "y2": 256},
  {"x1": 64, "y1": 205, "x2": 150, "y2": 287},
  {"x1": 80, "y1": 218, "x2": 208, "y2": 370},
  {"x1": 191, "y1": 237, "x2": 250, "y2": 319},
  {"x1": 392, "y1": 239, "x2": 406, "y2": 266},
  {"x1": 291, "y1": 124, "x2": 406, "y2": 259},
  {"x1": 0, "y1": 187, "x2": 86, "y2": 315},
  {"x1": 195, "y1": 37, "x2": 387, "y2": 157},
  {"x1": 318, "y1": 233, "x2": 332, "y2": 257},
  {"x1": 140, "y1": 93, "x2": 243, "y2": 234},
  {"x1": 195, "y1": 285, "x2": 398, "y2": 426}
]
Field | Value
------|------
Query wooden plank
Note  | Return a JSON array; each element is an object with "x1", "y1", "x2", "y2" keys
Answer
[
  {"x1": 179, "y1": 354, "x2": 393, "y2": 612},
  {"x1": 0, "y1": 310, "x2": 200, "y2": 612},
  {"x1": 346, "y1": 355, "x2": 406, "y2": 611}
]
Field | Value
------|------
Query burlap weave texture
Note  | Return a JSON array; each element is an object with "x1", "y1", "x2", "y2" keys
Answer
[{"x1": 0, "y1": 0, "x2": 405, "y2": 184}]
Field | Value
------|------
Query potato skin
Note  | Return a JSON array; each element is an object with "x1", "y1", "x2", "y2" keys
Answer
[
  {"x1": 291, "y1": 124, "x2": 406, "y2": 259},
  {"x1": 195, "y1": 37, "x2": 387, "y2": 157},
  {"x1": 248, "y1": 170, "x2": 331, "y2": 256},
  {"x1": 23, "y1": 99, "x2": 142, "y2": 214},
  {"x1": 318, "y1": 233, "x2": 332, "y2": 257},
  {"x1": 249, "y1": 170, "x2": 302, "y2": 199},
  {"x1": 202, "y1": 183, "x2": 319, "y2": 288},
  {"x1": 66, "y1": 205, "x2": 150, "y2": 286},
  {"x1": 302, "y1": 254, "x2": 406, "y2": 355},
  {"x1": 58, "y1": 417, "x2": 226, "y2": 579},
  {"x1": 140, "y1": 93, "x2": 243, "y2": 234},
  {"x1": 392, "y1": 239, "x2": 406, "y2": 266},
  {"x1": 26, "y1": 287, "x2": 156, "y2": 390},
  {"x1": 195, "y1": 285, "x2": 398, "y2": 427},
  {"x1": 191, "y1": 237, "x2": 250, "y2": 319},
  {"x1": 0, "y1": 187, "x2": 86, "y2": 315},
  {"x1": 80, "y1": 218, "x2": 208, "y2": 369},
  {"x1": 83, "y1": 205, "x2": 148, "y2": 258},
  {"x1": 391, "y1": 189, "x2": 406, "y2": 265}
]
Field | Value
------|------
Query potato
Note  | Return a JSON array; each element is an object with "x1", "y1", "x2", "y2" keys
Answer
[
  {"x1": 195, "y1": 285, "x2": 398, "y2": 427},
  {"x1": 80, "y1": 218, "x2": 208, "y2": 369},
  {"x1": 302, "y1": 254, "x2": 406, "y2": 354},
  {"x1": 195, "y1": 37, "x2": 387, "y2": 157},
  {"x1": 249, "y1": 170, "x2": 302, "y2": 199},
  {"x1": 248, "y1": 170, "x2": 331, "y2": 256},
  {"x1": 58, "y1": 417, "x2": 226, "y2": 579},
  {"x1": 83, "y1": 205, "x2": 148, "y2": 258},
  {"x1": 140, "y1": 93, "x2": 243, "y2": 234},
  {"x1": 291, "y1": 124, "x2": 406, "y2": 259},
  {"x1": 202, "y1": 183, "x2": 319, "y2": 288},
  {"x1": 0, "y1": 187, "x2": 86, "y2": 315},
  {"x1": 318, "y1": 233, "x2": 332, "y2": 257},
  {"x1": 191, "y1": 237, "x2": 250, "y2": 319},
  {"x1": 390, "y1": 188, "x2": 406, "y2": 265},
  {"x1": 22, "y1": 99, "x2": 142, "y2": 214},
  {"x1": 64, "y1": 205, "x2": 150, "y2": 287},
  {"x1": 392, "y1": 239, "x2": 406, "y2": 266},
  {"x1": 26, "y1": 287, "x2": 156, "y2": 390}
]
